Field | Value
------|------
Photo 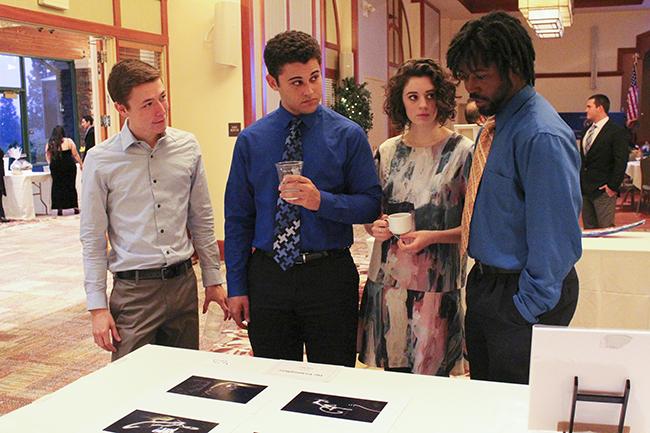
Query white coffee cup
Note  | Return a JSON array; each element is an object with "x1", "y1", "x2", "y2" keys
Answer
[{"x1": 388, "y1": 212, "x2": 413, "y2": 235}]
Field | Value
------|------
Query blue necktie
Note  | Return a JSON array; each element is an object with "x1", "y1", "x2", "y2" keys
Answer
[{"x1": 272, "y1": 119, "x2": 303, "y2": 270}]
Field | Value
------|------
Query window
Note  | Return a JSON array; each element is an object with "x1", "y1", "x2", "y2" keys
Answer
[{"x1": 0, "y1": 54, "x2": 77, "y2": 164}]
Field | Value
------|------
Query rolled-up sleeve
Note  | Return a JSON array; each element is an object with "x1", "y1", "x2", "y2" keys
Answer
[{"x1": 79, "y1": 152, "x2": 110, "y2": 310}]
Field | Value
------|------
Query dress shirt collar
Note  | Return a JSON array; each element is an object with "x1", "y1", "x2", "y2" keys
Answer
[
  {"x1": 118, "y1": 120, "x2": 168, "y2": 151},
  {"x1": 495, "y1": 85, "x2": 536, "y2": 133},
  {"x1": 591, "y1": 116, "x2": 609, "y2": 131},
  {"x1": 276, "y1": 103, "x2": 321, "y2": 130}
]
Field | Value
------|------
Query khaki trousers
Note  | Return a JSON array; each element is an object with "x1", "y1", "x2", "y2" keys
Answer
[{"x1": 109, "y1": 269, "x2": 199, "y2": 361}]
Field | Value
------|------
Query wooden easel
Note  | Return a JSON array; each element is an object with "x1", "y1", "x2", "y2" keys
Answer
[{"x1": 557, "y1": 376, "x2": 631, "y2": 433}]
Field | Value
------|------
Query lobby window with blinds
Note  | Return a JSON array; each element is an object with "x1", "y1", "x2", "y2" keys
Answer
[{"x1": 117, "y1": 46, "x2": 162, "y2": 71}]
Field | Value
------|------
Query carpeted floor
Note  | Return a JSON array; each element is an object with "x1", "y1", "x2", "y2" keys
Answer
[
  {"x1": 0, "y1": 215, "x2": 371, "y2": 415},
  {"x1": 0, "y1": 198, "x2": 647, "y2": 415}
]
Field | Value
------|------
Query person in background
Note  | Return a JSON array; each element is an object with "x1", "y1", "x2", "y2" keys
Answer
[
  {"x1": 579, "y1": 94, "x2": 629, "y2": 229},
  {"x1": 80, "y1": 115, "x2": 95, "y2": 160},
  {"x1": 225, "y1": 30, "x2": 381, "y2": 367},
  {"x1": 46, "y1": 125, "x2": 82, "y2": 216},
  {"x1": 358, "y1": 58, "x2": 472, "y2": 376},
  {"x1": 80, "y1": 59, "x2": 229, "y2": 360},
  {"x1": 446, "y1": 11, "x2": 582, "y2": 384},
  {"x1": 464, "y1": 100, "x2": 486, "y2": 126}
]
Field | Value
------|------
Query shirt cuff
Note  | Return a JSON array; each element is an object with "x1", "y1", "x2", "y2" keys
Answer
[
  {"x1": 512, "y1": 294, "x2": 538, "y2": 324},
  {"x1": 201, "y1": 268, "x2": 226, "y2": 287},
  {"x1": 86, "y1": 290, "x2": 108, "y2": 311},
  {"x1": 315, "y1": 190, "x2": 337, "y2": 220}
]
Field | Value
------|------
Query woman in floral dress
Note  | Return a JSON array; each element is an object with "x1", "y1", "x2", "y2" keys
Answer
[{"x1": 358, "y1": 59, "x2": 473, "y2": 375}]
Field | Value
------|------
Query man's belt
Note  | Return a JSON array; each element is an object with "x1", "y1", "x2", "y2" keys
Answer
[
  {"x1": 475, "y1": 260, "x2": 521, "y2": 275},
  {"x1": 261, "y1": 248, "x2": 348, "y2": 265},
  {"x1": 114, "y1": 258, "x2": 192, "y2": 280}
]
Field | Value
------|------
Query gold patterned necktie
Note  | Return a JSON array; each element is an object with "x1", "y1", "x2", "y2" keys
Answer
[{"x1": 460, "y1": 116, "x2": 496, "y2": 258}]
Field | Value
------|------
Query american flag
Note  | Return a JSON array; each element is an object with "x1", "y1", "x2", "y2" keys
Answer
[{"x1": 626, "y1": 54, "x2": 639, "y2": 125}]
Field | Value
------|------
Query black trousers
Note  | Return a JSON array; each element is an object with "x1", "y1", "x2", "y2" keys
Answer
[
  {"x1": 465, "y1": 264, "x2": 579, "y2": 384},
  {"x1": 0, "y1": 195, "x2": 5, "y2": 219},
  {"x1": 247, "y1": 249, "x2": 359, "y2": 367}
]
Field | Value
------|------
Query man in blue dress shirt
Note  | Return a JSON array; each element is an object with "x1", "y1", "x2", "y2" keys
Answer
[
  {"x1": 225, "y1": 31, "x2": 381, "y2": 367},
  {"x1": 447, "y1": 12, "x2": 582, "y2": 384}
]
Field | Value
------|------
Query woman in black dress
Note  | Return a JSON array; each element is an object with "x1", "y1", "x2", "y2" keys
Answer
[{"x1": 46, "y1": 126, "x2": 82, "y2": 215}]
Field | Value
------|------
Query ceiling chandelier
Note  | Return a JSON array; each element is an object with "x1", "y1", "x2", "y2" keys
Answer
[{"x1": 518, "y1": 0, "x2": 573, "y2": 39}]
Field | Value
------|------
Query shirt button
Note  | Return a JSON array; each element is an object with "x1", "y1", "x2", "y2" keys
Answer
[
  {"x1": 166, "y1": 250, "x2": 170, "y2": 254},
  {"x1": 160, "y1": 229, "x2": 164, "y2": 233},
  {"x1": 157, "y1": 204, "x2": 161, "y2": 208},
  {"x1": 153, "y1": 179, "x2": 157, "y2": 183},
  {"x1": 150, "y1": 154, "x2": 154, "y2": 159}
]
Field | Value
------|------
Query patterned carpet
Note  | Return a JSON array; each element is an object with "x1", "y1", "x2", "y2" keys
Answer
[{"x1": 0, "y1": 215, "x2": 371, "y2": 415}]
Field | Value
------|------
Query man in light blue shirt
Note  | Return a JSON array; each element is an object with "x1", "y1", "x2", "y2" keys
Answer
[{"x1": 447, "y1": 12, "x2": 582, "y2": 384}]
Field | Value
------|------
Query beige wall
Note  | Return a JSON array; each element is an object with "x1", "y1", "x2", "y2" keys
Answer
[
  {"x1": 1, "y1": 0, "x2": 113, "y2": 25},
  {"x1": 446, "y1": 9, "x2": 650, "y2": 113},
  {"x1": 168, "y1": 0, "x2": 243, "y2": 239},
  {"x1": 121, "y1": 0, "x2": 161, "y2": 34}
]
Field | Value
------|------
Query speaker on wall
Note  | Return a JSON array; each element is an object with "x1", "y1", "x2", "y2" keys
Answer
[{"x1": 212, "y1": 0, "x2": 240, "y2": 67}]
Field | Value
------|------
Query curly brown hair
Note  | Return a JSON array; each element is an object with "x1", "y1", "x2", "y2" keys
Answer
[
  {"x1": 264, "y1": 30, "x2": 321, "y2": 81},
  {"x1": 384, "y1": 58, "x2": 456, "y2": 131}
]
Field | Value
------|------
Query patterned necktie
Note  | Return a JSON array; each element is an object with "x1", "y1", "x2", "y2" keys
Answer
[
  {"x1": 460, "y1": 116, "x2": 496, "y2": 258},
  {"x1": 272, "y1": 119, "x2": 303, "y2": 270},
  {"x1": 584, "y1": 124, "x2": 597, "y2": 154}
]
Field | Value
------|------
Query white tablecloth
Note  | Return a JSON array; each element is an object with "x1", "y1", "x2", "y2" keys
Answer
[
  {"x1": 3, "y1": 172, "x2": 52, "y2": 220},
  {"x1": 626, "y1": 160, "x2": 642, "y2": 190},
  {"x1": 573, "y1": 231, "x2": 650, "y2": 330},
  {"x1": 3, "y1": 166, "x2": 81, "y2": 220},
  {"x1": 0, "y1": 344, "x2": 535, "y2": 433}
]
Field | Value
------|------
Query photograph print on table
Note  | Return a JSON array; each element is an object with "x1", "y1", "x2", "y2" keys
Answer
[
  {"x1": 282, "y1": 391, "x2": 387, "y2": 423},
  {"x1": 104, "y1": 409, "x2": 218, "y2": 433},
  {"x1": 168, "y1": 375, "x2": 267, "y2": 404}
]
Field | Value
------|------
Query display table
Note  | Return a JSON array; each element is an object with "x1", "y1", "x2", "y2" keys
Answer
[
  {"x1": 0, "y1": 344, "x2": 538, "y2": 433},
  {"x1": 626, "y1": 160, "x2": 642, "y2": 190},
  {"x1": 3, "y1": 172, "x2": 51, "y2": 220},
  {"x1": 573, "y1": 231, "x2": 650, "y2": 330},
  {"x1": 3, "y1": 166, "x2": 81, "y2": 219}
]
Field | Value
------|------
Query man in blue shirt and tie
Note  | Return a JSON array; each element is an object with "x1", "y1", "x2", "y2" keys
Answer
[
  {"x1": 447, "y1": 12, "x2": 582, "y2": 384},
  {"x1": 225, "y1": 30, "x2": 381, "y2": 367}
]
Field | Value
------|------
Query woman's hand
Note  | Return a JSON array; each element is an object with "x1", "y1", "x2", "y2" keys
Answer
[
  {"x1": 397, "y1": 230, "x2": 438, "y2": 254},
  {"x1": 369, "y1": 214, "x2": 392, "y2": 241}
]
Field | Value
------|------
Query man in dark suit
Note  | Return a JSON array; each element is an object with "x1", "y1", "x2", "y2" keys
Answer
[
  {"x1": 580, "y1": 94, "x2": 629, "y2": 228},
  {"x1": 80, "y1": 115, "x2": 95, "y2": 160}
]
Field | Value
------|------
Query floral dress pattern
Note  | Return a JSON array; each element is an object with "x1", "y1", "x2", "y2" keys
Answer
[{"x1": 358, "y1": 132, "x2": 473, "y2": 375}]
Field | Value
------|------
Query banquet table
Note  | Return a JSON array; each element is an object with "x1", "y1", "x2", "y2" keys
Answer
[
  {"x1": 2, "y1": 171, "x2": 52, "y2": 220},
  {"x1": 3, "y1": 166, "x2": 81, "y2": 219},
  {"x1": 0, "y1": 344, "x2": 543, "y2": 433},
  {"x1": 626, "y1": 160, "x2": 642, "y2": 190},
  {"x1": 572, "y1": 231, "x2": 650, "y2": 330}
]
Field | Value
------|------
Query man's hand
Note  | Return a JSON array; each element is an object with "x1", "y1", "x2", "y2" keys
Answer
[
  {"x1": 279, "y1": 174, "x2": 321, "y2": 211},
  {"x1": 90, "y1": 308, "x2": 121, "y2": 352},
  {"x1": 369, "y1": 215, "x2": 392, "y2": 241},
  {"x1": 599, "y1": 184, "x2": 617, "y2": 197},
  {"x1": 203, "y1": 284, "x2": 231, "y2": 320},
  {"x1": 228, "y1": 295, "x2": 250, "y2": 329}
]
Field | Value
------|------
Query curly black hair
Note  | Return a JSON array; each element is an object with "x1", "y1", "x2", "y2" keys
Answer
[
  {"x1": 264, "y1": 30, "x2": 321, "y2": 80},
  {"x1": 446, "y1": 11, "x2": 535, "y2": 86},
  {"x1": 384, "y1": 58, "x2": 456, "y2": 131}
]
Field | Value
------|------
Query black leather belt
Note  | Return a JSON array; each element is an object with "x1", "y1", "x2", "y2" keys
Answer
[
  {"x1": 475, "y1": 261, "x2": 520, "y2": 275},
  {"x1": 260, "y1": 248, "x2": 348, "y2": 265},
  {"x1": 115, "y1": 258, "x2": 192, "y2": 280}
]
